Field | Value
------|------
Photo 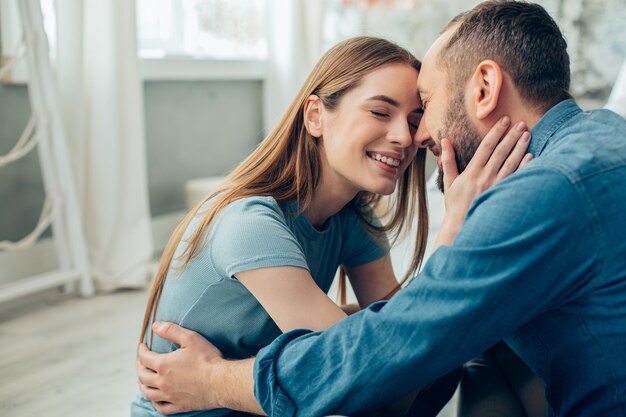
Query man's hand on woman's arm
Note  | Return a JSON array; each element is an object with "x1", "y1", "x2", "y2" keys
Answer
[{"x1": 137, "y1": 322, "x2": 264, "y2": 416}]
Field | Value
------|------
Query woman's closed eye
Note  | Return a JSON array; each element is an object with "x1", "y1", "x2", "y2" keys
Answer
[
  {"x1": 408, "y1": 113, "x2": 422, "y2": 131},
  {"x1": 369, "y1": 110, "x2": 390, "y2": 118}
]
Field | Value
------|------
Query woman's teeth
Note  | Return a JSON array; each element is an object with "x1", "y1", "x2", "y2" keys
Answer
[{"x1": 371, "y1": 152, "x2": 401, "y2": 167}]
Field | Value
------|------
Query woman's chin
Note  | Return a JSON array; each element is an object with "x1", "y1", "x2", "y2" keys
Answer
[{"x1": 364, "y1": 181, "x2": 397, "y2": 196}]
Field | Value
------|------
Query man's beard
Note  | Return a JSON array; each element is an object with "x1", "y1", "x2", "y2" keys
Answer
[{"x1": 436, "y1": 93, "x2": 482, "y2": 193}]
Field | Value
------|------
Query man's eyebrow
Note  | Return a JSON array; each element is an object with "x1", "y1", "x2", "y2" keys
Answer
[{"x1": 366, "y1": 95, "x2": 399, "y2": 107}]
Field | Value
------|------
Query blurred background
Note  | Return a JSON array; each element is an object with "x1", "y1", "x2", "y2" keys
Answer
[{"x1": 1, "y1": 1, "x2": 625, "y2": 416}]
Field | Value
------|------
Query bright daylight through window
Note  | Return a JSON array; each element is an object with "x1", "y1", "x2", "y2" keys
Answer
[{"x1": 136, "y1": 0, "x2": 267, "y2": 60}]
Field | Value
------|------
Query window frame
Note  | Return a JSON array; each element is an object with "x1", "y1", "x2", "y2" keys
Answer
[{"x1": 139, "y1": 57, "x2": 266, "y2": 81}]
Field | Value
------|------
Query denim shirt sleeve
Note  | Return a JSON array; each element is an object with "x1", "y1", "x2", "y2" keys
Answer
[{"x1": 253, "y1": 166, "x2": 599, "y2": 417}]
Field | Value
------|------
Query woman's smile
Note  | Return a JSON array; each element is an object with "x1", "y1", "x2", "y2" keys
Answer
[{"x1": 367, "y1": 151, "x2": 402, "y2": 167}]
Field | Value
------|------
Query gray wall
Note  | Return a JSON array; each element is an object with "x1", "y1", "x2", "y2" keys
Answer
[
  {"x1": 0, "y1": 80, "x2": 263, "y2": 240},
  {"x1": 144, "y1": 80, "x2": 263, "y2": 216}
]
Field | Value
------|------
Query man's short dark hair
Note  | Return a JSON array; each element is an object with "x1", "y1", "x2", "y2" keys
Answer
[{"x1": 439, "y1": 0, "x2": 572, "y2": 112}]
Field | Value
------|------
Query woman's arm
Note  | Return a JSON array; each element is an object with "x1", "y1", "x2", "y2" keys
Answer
[
  {"x1": 344, "y1": 253, "x2": 398, "y2": 308},
  {"x1": 235, "y1": 266, "x2": 347, "y2": 332}
]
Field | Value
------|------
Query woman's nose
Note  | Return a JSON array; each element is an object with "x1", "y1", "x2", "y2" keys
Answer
[{"x1": 389, "y1": 121, "x2": 414, "y2": 147}]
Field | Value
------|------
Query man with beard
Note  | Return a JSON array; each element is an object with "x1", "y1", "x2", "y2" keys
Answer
[{"x1": 137, "y1": 2, "x2": 626, "y2": 416}]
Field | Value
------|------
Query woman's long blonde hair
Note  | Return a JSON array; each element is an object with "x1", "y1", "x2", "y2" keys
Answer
[{"x1": 140, "y1": 36, "x2": 429, "y2": 344}]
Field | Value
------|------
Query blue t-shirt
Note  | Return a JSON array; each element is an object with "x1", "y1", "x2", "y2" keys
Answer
[{"x1": 131, "y1": 196, "x2": 388, "y2": 416}]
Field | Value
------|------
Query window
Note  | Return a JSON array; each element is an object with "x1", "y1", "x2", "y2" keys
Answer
[
  {"x1": 1, "y1": 0, "x2": 268, "y2": 83},
  {"x1": 136, "y1": 0, "x2": 268, "y2": 80},
  {"x1": 137, "y1": 0, "x2": 267, "y2": 60}
]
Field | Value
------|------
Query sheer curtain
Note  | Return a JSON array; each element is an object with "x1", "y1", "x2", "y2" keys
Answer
[
  {"x1": 263, "y1": 0, "x2": 324, "y2": 131},
  {"x1": 56, "y1": 0, "x2": 153, "y2": 291}
]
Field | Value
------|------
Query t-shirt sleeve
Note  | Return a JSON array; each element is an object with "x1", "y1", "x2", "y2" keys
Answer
[
  {"x1": 209, "y1": 197, "x2": 309, "y2": 278},
  {"x1": 340, "y1": 207, "x2": 390, "y2": 268}
]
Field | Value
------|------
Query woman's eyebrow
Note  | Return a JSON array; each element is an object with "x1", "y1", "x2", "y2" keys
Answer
[{"x1": 366, "y1": 95, "x2": 399, "y2": 107}]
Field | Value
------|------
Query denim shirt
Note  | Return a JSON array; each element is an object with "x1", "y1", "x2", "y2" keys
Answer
[{"x1": 253, "y1": 100, "x2": 626, "y2": 417}]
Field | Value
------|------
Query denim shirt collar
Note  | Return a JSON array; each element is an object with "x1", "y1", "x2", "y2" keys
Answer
[{"x1": 528, "y1": 99, "x2": 582, "y2": 157}]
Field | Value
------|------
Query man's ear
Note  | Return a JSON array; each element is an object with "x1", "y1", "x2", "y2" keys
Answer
[
  {"x1": 303, "y1": 95, "x2": 323, "y2": 138},
  {"x1": 469, "y1": 60, "x2": 503, "y2": 120}
]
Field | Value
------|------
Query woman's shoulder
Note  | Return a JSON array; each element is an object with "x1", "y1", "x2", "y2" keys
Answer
[
  {"x1": 208, "y1": 196, "x2": 308, "y2": 275},
  {"x1": 219, "y1": 196, "x2": 284, "y2": 220},
  {"x1": 205, "y1": 196, "x2": 296, "y2": 237}
]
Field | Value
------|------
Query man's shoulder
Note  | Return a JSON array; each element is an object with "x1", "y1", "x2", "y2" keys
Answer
[
  {"x1": 537, "y1": 108, "x2": 626, "y2": 184},
  {"x1": 461, "y1": 163, "x2": 585, "y2": 237},
  {"x1": 455, "y1": 165, "x2": 590, "y2": 253},
  {"x1": 476, "y1": 162, "x2": 576, "y2": 207}
]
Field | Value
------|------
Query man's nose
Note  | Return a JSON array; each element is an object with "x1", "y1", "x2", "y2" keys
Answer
[{"x1": 413, "y1": 121, "x2": 431, "y2": 148}]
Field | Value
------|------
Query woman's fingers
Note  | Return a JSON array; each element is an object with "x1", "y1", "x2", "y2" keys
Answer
[
  {"x1": 484, "y1": 121, "x2": 529, "y2": 176},
  {"x1": 441, "y1": 139, "x2": 459, "y2": 192},
  {"x1": 466, "y1": 116, "x2": 511, "y2": 169},
  {"x1": 437, "y1": 117, "x2": 532, "y2": 246},
  {"x1": 519, "y1": 153, "x2": 534, "y2": 169},
  {"x1": 495, "y1": 131, "x2": 531, "y2": 181}
]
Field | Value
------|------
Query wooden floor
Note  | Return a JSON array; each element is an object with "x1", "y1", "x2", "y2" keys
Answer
[
  {"x1": 0, "y1": 288, "x2": 457, "y2": 417},
  {"x1": 0, "y1": 288, "x2": 148, "y2": 417}
]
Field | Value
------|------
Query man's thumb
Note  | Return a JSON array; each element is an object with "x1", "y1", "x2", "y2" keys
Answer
[{"x1": 152, "y1": 321, "x2": 189, "y2": 346}]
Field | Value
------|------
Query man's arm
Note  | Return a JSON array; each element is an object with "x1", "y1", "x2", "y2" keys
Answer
[
  {"x1": 138, "y1": 322, "x2": 264, "y2": 415},
  {"x1": 137, "y1": 122, "x2": 535, "y2": 415},
  {"x1": 252, "y1": 167, "x2": 596, "y2": 417}
]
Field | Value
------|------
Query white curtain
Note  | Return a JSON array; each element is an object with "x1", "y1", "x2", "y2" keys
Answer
[
  {"x1": 56, "y1": 0, "x2": 153, "y2": 291},
  {"x1": 263, "y1": 0, "x2": 324, "y2": 131}
]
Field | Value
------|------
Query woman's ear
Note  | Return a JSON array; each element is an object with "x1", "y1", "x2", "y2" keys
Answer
[
  {"x1": 304, "y1": 95, "x2": 323, "y2": 138},
  {"x1": 469, "y1": 60, "x2": 503, "y2": 120}
]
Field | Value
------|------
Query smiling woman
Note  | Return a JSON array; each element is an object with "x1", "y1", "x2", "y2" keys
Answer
[
  {"x1": 131, "y1": 36, "x2": 435, "y2": 417},
  {"x1": 132, "y1": 35, "x2": 533, "y2": 417},
  {"x1": 308, "y1": 62, "x2": 422, "y2": 198}
]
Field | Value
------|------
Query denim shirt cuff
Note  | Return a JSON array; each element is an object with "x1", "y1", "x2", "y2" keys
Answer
[{"x1": 254, "y1": 328, "x2": 313, "y2": 417}]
